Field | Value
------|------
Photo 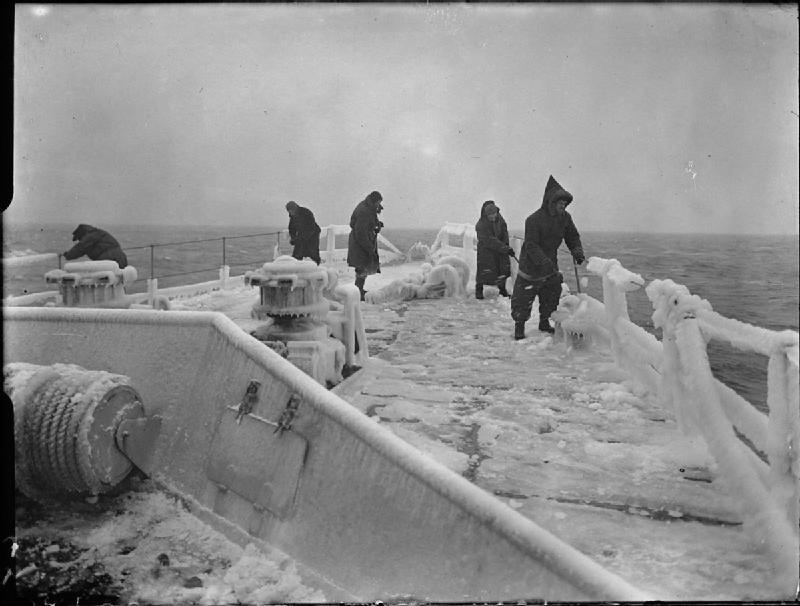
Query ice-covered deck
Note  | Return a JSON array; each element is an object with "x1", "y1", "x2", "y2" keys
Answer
[{"x1": 170, "y1": 261, "x2": 793, "y2": 601}]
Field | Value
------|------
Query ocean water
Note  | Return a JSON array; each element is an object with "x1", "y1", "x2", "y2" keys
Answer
[{"x1": 3, "y1": 222, "x2": 798, "y2": 412}]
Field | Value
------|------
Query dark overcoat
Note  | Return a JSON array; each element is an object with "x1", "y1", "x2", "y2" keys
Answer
[
  {"x1": 475, "y1": 201, "x2": 511, "y2": 286},
  {"x1": 64, "y1": 224, "x2": 128, "y2": 268},
  {"x1": 288, "y1": 206, "x2": 321, "y2": 263},
  {"x1": 346, "y1": 198, "x2": 381, "y2": 274},
  {"x1": 517, "y1": 176, "x2": 584, "y2": 281}
]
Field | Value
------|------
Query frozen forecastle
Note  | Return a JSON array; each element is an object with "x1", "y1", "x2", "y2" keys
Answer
[{"x1": 3, "y1": 223, "x2": 799, "y2": 602}]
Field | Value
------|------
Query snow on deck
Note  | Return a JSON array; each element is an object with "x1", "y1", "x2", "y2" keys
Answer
[
  {"x1": 169, "y1": 262, "x2": 787, "y2": 601},
  {"x1": 14, "y1": 262, "x2": 788, "y2": 602},
  {"x1": 14, "y1": 481, "x2": 326, "y2": 603}
]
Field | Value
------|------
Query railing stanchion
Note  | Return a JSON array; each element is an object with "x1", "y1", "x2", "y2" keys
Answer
[
  {"x1": 327, "y1": 228, "x2": 336, "y2": 264},
  {"x1": 149, "y1": 245, "x2": 155, "y2": 280}
]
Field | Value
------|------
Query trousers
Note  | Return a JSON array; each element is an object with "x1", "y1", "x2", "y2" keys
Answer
[{"x1": 510, "y1": 272, "x2": 562, "y2": 323}]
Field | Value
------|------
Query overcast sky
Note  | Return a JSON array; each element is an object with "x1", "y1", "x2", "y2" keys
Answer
[{"x1": 9, "y1": 3, "x2": 799, "y2": 234}]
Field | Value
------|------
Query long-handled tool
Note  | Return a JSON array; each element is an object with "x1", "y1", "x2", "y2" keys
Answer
[{"x1": 573, "y1": 258, "x2": 582, "y2": 294}]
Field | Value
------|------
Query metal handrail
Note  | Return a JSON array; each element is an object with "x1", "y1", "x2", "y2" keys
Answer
[{"x1": 117, "y1": 230, "x2": 284, "y2": 285}]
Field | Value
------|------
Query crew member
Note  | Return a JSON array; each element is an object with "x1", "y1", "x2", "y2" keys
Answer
[
  {"x1": 63, "y1": 224, "x2": 128, "y2": 268},
  {"x1": 286, "y1": 201, "x2": 322, "y2": 264},
  {"x1": 347, "y1": 190, "x2": 383, "y2": 301},
  {"x1": 475, "y1": 200, "x2": 514, "y2": 299},
  {"x1": 511, "y1": 176, "x2": 585, "y2": 339}
]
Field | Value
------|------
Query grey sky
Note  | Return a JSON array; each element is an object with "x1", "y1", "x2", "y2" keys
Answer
[{"x1": 9, "y1": 3, "x2": 799, "y2": 234}]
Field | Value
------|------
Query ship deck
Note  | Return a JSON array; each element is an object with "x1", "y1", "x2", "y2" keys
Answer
[
  {"x1": 9, "y1": 259, "x2": 790, "y2": 602},
  {"x1": 177, "y1": 262, "x2": 784, "y2": 601}
]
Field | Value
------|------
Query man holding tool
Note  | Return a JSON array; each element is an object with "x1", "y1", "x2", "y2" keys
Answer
[
  {"x1": 475, "y1": 200, "x2": 515, "y2": 299},
  {"x1": 510, "y1": 175, "x2": 585, "y2": 339}
]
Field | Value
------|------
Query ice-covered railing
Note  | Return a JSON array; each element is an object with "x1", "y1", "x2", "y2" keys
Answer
[
  {"x1": 274, "y1": 225, "x2": 405, "y2": 266},
  {"x1": 429, "y1": 223, "x2": 478, "y2": 276},
  {"x1": 583, "y1": 256, "x2": 799, "y2": 580}
]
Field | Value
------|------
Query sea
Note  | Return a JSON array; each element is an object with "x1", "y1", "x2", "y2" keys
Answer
[{"x1": 3, "y1": 222, "x2": 798, "y2": 413}]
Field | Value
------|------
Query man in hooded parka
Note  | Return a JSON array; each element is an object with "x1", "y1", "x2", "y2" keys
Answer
[
  {"x1": 475, "y1": 200, "x2": 515, "y2": 299},
  {"x1": 511, "y1": 175, "x2": 585, "y2": 340},
  {"x1": 347, "y1": 190, "x2": 383, "y2": 301},
  {"x1": 286, "y1": 201, "x2": 322, "y2": 264},
  {"x1": 63, "y1": 224, "x2": 129, "y2": 268}
]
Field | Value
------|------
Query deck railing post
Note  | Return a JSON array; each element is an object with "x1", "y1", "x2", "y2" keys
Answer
[
  {"x1": 149, "y1": 245, "x2": 155, "y2": 281},
  {"x1": 589, "y1": 258, "x2": 642, "y2": 371},
  {"x1": 147, "y1": 278, "x2": 158, "y2": 307},
  {"x1": 219, "y1": 265, "x2": 230, "y2": 289},
  {"x1": 766, "y1": 347, "x2": 800, "y2": 531},
  {"x1": 327, "y1": 228, "x2": 336, "y2": 264}
]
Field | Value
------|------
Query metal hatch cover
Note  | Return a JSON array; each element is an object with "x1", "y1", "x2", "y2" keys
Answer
[{"x1": 206, "y1": 405, "x2": 308, "y2": 518}]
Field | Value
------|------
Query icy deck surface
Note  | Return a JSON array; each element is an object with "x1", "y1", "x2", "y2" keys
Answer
[
  {"x1": 15, "y1": 263, "x2": 790, "y2": 601},
  {"x1": 191, "y1": 264, "x2": 785, "y2": 601}
]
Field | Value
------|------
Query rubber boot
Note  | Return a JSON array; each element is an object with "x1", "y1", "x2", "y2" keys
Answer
[
  {"x1": 355, "y1": 276, "x2": 366, "y2": 302},
  {"x1": 497, "y1": 281, "x2": 510, "y2": 298},
  {"x1": 514, "y1": 321, "x2": 526, "y2": 340},
  {"x1": 538, "y1": 318, "x2": 555, "y2": 334},
  {"x1": 475, "y1": 284, "x2": 484, "y2": 300}
]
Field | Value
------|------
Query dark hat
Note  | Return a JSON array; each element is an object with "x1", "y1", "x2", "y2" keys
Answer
[{"x1": 365, "y1": 190, "x2": 383, "y2": 204}]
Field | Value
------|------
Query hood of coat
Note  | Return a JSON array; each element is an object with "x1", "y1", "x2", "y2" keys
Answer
[
  {"x1": 480, "y1": 200, "x2": 501, "y2": 220},
  {"x1": 540, "y1": 175, "x2": 573, "y2": 213},
  {"x1": 72, "y1": 224, "x2": 95, "y2": 241},
  {"x1": 364, "y1": 190, "x2": 383, "y2": 210}
]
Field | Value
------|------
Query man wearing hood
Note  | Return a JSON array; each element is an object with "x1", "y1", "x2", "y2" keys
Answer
[
  {"x1": 475, "y1": 200, "x2": 515, "y2": 299},
  {"x1": 347, "y1": 190, "x2": 383, "y2": 301},
  {"x1": 286, "y1": 201, "x2": 322, "y2": 264},
  {"x1": 511, "y1": 175, "x2": 585, "y2": 340},
  {"x1": 63, "y1": 224, "x2": 128, "y2": 268}
]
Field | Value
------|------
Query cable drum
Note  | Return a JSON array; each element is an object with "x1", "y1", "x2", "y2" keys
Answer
[{"x1": 4, "y1": 362, "x2": 145, "y2": 500}]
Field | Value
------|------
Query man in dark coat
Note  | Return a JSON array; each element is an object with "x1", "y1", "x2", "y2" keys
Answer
[
  {"x1": 475, "y1": 200, "x2": 515, "y2": 299},
  {"x1": 286, "y1": 201, "x2": 321, "y2": 264},
  {"x1": 63, "y1": 224, "x2": 128, "y2": 268},
  {"x1": 347, "y1": 190, "x2": 383, "y2": 301},
  {"x1": 511, "y1": 175, "x2": 585, "y2": 339}
]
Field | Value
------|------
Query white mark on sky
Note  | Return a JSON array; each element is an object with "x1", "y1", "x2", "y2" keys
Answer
[{"x1": 685, "y1": 161, "x2": 697, "y2": 190}]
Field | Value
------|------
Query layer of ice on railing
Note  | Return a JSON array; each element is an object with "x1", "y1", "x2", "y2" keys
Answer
[
  {"x1": 426, "y1": 223, "x2": 478, "y2": 275},
  {"x1": 2, "y1": 252, "x2": 60, "y2": 269},
  {"x1": 561, "y1": 255, "x2": 800, "y2": 586},
  {"x1": 273, "y1": 225, "x2": 406, "y2": 265}
]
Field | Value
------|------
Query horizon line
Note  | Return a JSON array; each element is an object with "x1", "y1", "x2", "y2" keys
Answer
[{"x1": 3, "y1": 220, "x2": 798, "y2": 239}]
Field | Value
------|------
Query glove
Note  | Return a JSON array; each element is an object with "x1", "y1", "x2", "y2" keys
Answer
[
  {"x1": 573, "y1": 253, "x2": 585, "y2": 265},
  {"x1": 506, "y1": 246, "x2": 516, "y2": 257}
]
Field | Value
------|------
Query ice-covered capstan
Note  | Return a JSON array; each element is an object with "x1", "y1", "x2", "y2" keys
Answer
[
  {"x1": 44, "y1": 260, "x2": 138, "y2": 308},
  {"x1": 244, "y1": 256, "x2": 366, "y2": 386}
]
